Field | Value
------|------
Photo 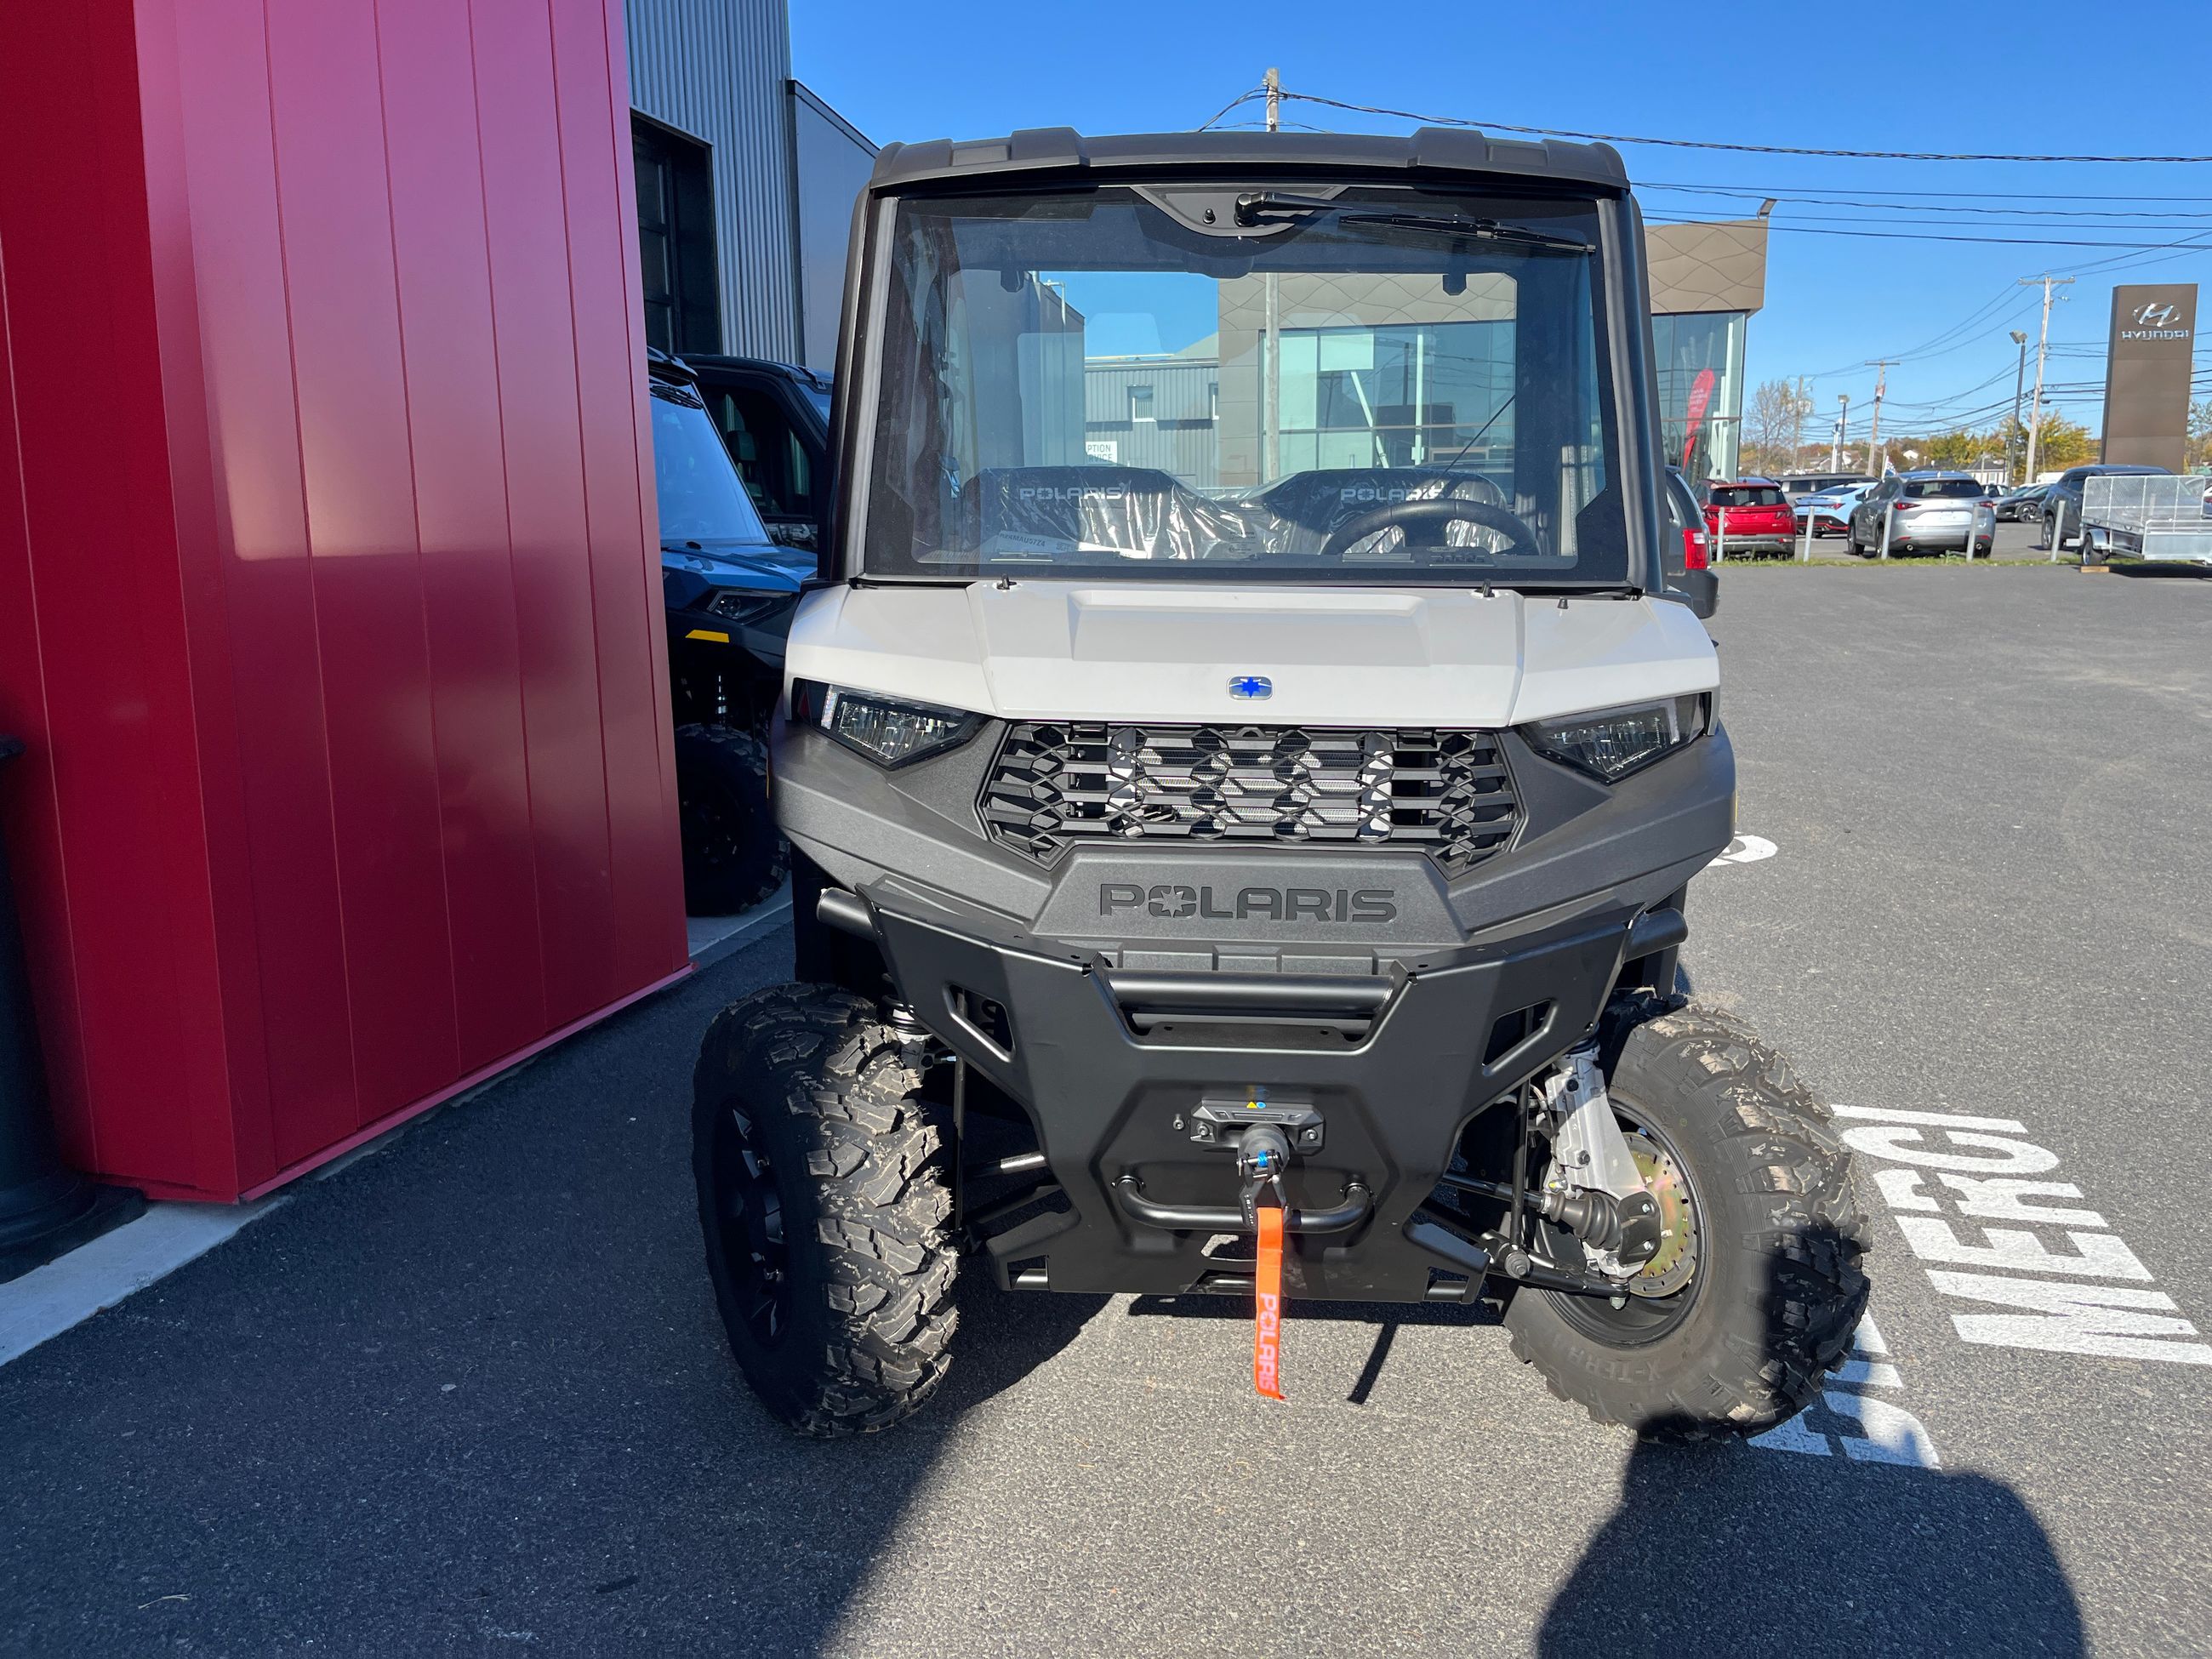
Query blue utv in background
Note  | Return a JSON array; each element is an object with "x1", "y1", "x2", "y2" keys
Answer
[{"x1": 648, "y1": 350, "x2": 815, "y2": 915}]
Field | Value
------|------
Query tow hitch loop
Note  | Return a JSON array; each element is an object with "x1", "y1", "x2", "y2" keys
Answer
[
  {"x1": 1240, "y1": 1127, "x2": 1291, "y2": 1401},
  {"x1": 1254, "y1": 1204, "x2": 1284, "y2": 1400}
]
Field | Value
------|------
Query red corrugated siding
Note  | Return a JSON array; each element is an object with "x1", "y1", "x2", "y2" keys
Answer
[{"x1": 0, "y1": 0, "x2": 686, "y2": 1201}]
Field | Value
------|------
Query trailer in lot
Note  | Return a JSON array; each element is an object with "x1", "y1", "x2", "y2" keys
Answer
[{"x1": 2079, "y1": 473, "x2": 2212, "y2": 569}]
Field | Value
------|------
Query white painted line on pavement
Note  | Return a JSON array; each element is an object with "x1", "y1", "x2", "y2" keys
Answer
[
  {"x1": 0, "y1": 1197, "x2": 287, "y2": 1368},
  {"x1": 1707, "y1": 833, "x2": 1777, "y2": 867}
]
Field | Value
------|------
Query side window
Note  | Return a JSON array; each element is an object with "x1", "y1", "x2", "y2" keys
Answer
[{"x1": 712, "y1": 386, "x2": 816, "y2": 520}]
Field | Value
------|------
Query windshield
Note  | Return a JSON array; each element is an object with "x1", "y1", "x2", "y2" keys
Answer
[
  {"x1": 652, "y1": 383, "x2": 771, "y2": 544},
  {"x1": 862, "y1": 185, "x2": 1627, "y2": 585}
]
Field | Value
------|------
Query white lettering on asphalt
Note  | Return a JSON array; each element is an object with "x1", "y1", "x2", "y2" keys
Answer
[
  {"x1": 1891, "y1": 1217, "x2": 2152, "y2": 1281},
  {"x1": 1926, "y1": 1273, "x2": 2212, "y2": 1366},
  {"x1": 1936, "y1": 1175, "x2": 2105, "y2": 1229},
  {"x1": 1748, "y1": 1313, "x2": 1942, "y2": 1468},
  {"x1": 1825, "y1": 1391, "x2": 1944, "y2": 1468},
  {"x1": 1839, "y1": 1102, "x2": 2212, "y2": 1368},
  {"x1": 1831, "y1": 1104, "x2": 2026, "y2": 1132},
  {"x1": 1836, "y1": 1124, "x2": 2061, "y2": 1176}
]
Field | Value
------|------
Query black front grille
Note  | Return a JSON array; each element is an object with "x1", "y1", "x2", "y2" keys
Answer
[{"x1": 980, "y1": 722, "x2": 1518, "y2": 871}]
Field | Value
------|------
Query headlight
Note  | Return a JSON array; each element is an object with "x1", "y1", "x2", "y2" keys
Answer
[
  {"x1": 1521, "y1": 694, "x2": 1708, "y2": 783},
  {"x1": 708, "y1": 590, "x2": 779, "y2": 624},
  {"x1": 791, "y1": 680, "x2": 982, "y2": 768}
]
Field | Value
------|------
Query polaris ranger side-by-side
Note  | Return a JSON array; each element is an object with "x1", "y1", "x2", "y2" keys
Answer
[
  {"x1": 691, "y1": 128, "x2": 1866, "y2": 1438},
  {"x1": 647, "y1": 351, "x2": 807, "y2": 915}
]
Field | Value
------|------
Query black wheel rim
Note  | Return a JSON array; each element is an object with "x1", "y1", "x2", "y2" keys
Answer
[
  {"x1": 1545, "y1": 1092, "x2": 1705, "y2": 1348},
  {"x1": 710, "y1": 1106, "x2": 790, "y2": 1346}
]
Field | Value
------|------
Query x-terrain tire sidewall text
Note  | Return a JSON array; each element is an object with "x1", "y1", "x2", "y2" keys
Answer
[
  {"x1": 693, "y1": 985, "x2": 957, "y2": 1436},
  {"x1": 1502, "y1": 998, "x2": 1870, "y2": 1440}
]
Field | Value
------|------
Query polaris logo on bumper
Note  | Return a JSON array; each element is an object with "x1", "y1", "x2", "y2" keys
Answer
[{"x1": 1099, "y1": 883, "x2": 1398, "y2": 923}]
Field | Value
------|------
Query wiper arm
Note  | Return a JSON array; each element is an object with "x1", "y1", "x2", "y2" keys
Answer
[
  {"x1": 1496, "y1": 582, "x2": 1646, "y2": 601},
  {"x1": 1229, "y1": 192, "x2": 1593, "y2": 252},
  {"x1": 1337, "y1": 211, "x2": 1593, "y2": 253},
  {"x1": 1231, "y1": 191, "x2": 1346, "y2": 225}
]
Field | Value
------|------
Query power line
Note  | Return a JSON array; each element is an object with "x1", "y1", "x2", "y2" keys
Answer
[
  {"x1": 1649, "y1": 180, "x2": 2212, "y2": 202},
  {"x1": 1643, "y1": 185, "x2": 2212, "y2": 219},
  {"x1": 1195, "y1": 87, "x2": 1268, "y2": 131},
  {"x1": 1274, "y1": 88, "x2": 2212, "y2": 163},
  {"x1": 1647, "y1": 216, "x2": 2212, "y2": 251}
]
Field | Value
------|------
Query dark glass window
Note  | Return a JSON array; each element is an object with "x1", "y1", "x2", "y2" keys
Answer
[
  {"x1": 710, "y1": 385, "x2": 818, "y2": 520},
  {"x1": 633, "y1": 117, "x2": 720, "y2": 356}
]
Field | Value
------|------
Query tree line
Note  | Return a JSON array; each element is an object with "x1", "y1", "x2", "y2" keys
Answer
[{"x1": 1738, "y1": 379, "x2": 2211, "y2": 479}]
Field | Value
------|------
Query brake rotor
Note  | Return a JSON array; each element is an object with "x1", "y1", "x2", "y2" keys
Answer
[{"x1": 1622, "y1": 1128, "x2": 1698, "y2": 1298}]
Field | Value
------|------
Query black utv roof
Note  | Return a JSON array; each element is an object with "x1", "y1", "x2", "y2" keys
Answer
[{"x1": 867, "y1": 126, "x2": 1628, "y2": 195}]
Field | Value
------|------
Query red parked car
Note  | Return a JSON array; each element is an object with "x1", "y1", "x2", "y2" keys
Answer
[{"x1": 1703, "y1": 480, "x2": 1797, "y2": 558}]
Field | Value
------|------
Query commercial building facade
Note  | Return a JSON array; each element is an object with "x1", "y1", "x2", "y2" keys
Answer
[
  {"x1": 624, "y1": 0, "x2": 874, "y2": 368},
  {"x1": 1, "y1": 0, "x2": 687, "y2": 1203},
  {"x1": 0, "y1": 0, "x2": 869, "y2": 1208}
]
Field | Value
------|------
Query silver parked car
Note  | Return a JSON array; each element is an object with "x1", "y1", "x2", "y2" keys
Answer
[
  {"x1": 1845, "y1": 471, "x2": 1996, "y2": 557},
  {"x1": 1792, "y1": 482, "x2": 1874, "y2": 537}
]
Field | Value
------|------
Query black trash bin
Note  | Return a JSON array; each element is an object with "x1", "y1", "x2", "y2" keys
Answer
[{"x1": 0, "y1": 736, "x2": 143, "y2": 1284}]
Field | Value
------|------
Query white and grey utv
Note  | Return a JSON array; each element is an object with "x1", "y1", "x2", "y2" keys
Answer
[{"x1": 690, "y1": 126, "x2": 1865, "y2": 1438}]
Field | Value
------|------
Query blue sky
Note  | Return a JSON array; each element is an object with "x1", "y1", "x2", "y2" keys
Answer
[{"x1": 794, "y1": 0, "x2": 2211, "y2": 442}]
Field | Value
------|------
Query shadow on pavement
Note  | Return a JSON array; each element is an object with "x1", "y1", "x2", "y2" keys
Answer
[
  {"x1": 1540, "y1": 1445, "x2": 2084, "y2": 1656},
  {"x1": 0, "y1": 937, "x2": 1106, "y2": 1656},
  {"x1": 1539, "y1": 1214, "x2": 2084, "y2": 1657}
]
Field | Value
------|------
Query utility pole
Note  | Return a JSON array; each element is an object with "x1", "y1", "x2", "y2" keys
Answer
[
  {"x1": 1833, "y1": 392, "x2": 1849, "y2": 471},
  {"x1": 1794, "y1": 375, "x2": 1810, "y2": 470},
  {"x1": 1262, "y1": 67, "x2": 1281, "y2": 482},
  {"x1": 2019, "y1": 274, "x2": 2073, "y2": 484},
  {"x1": 1864, "y1": 361, "x2": 1894, "y2": 475},
  {"x1": 2007, "y1": 329, "x2": 2030, "y2": 486}
]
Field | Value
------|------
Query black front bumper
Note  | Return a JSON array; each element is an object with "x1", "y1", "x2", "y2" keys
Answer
[{"x1": 856, "y1": 889, "x2": 1668, "y2": 1303}]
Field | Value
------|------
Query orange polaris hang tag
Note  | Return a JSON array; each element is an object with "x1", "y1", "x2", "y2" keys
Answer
[{"x1": 1253, "y1": 1205, "x2": 1285, "y2": 1400}]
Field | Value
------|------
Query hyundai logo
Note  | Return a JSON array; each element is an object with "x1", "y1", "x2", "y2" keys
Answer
[{"x1": 1229, "y1": 675, "x2": 1273, "y2": 699}]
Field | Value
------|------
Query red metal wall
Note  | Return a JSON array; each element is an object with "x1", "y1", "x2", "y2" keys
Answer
[{"x1": 0, "y1": 0, "x2": 687, "y2": 1201}]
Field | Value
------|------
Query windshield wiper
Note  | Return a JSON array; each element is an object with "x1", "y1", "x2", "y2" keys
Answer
[
  {"x1": 1229, "y1": 192, "x2": 1592, "y2": 252},
  {"x1": 1498, "y1": 582, "x2": 1645, "y2": 601},
  {"x1": 1336, "y1": 211, "x2": 1593, "y2": 253},
  {"x1": 1232, "y1": 191, "x2": 1348, "y2": 225}
]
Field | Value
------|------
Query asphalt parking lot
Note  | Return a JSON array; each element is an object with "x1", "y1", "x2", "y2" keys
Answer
[{"x1": 6, "y1": 562, "x2": 2210, "y2": 1657}]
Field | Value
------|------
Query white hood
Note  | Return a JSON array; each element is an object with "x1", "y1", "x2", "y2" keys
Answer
[{"x1": 784, "y1": 581, "x2": 1718, "y2": 727}]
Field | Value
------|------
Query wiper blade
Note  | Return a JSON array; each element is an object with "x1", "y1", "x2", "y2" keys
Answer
[
  {"x1": 1336, "y1": 211, "x2": 1593, "y2": 253},
  {"x1": 1230, "y1": 192, "x2": 1593, "y2": 253},
  {"x1": 1499, "y1": 582, "x2": 1646, "y2": 600}
]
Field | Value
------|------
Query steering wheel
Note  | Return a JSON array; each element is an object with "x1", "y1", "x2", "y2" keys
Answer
[{"x1": 1315, "y1": 497, "x2": 1543, "y2": 563}]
